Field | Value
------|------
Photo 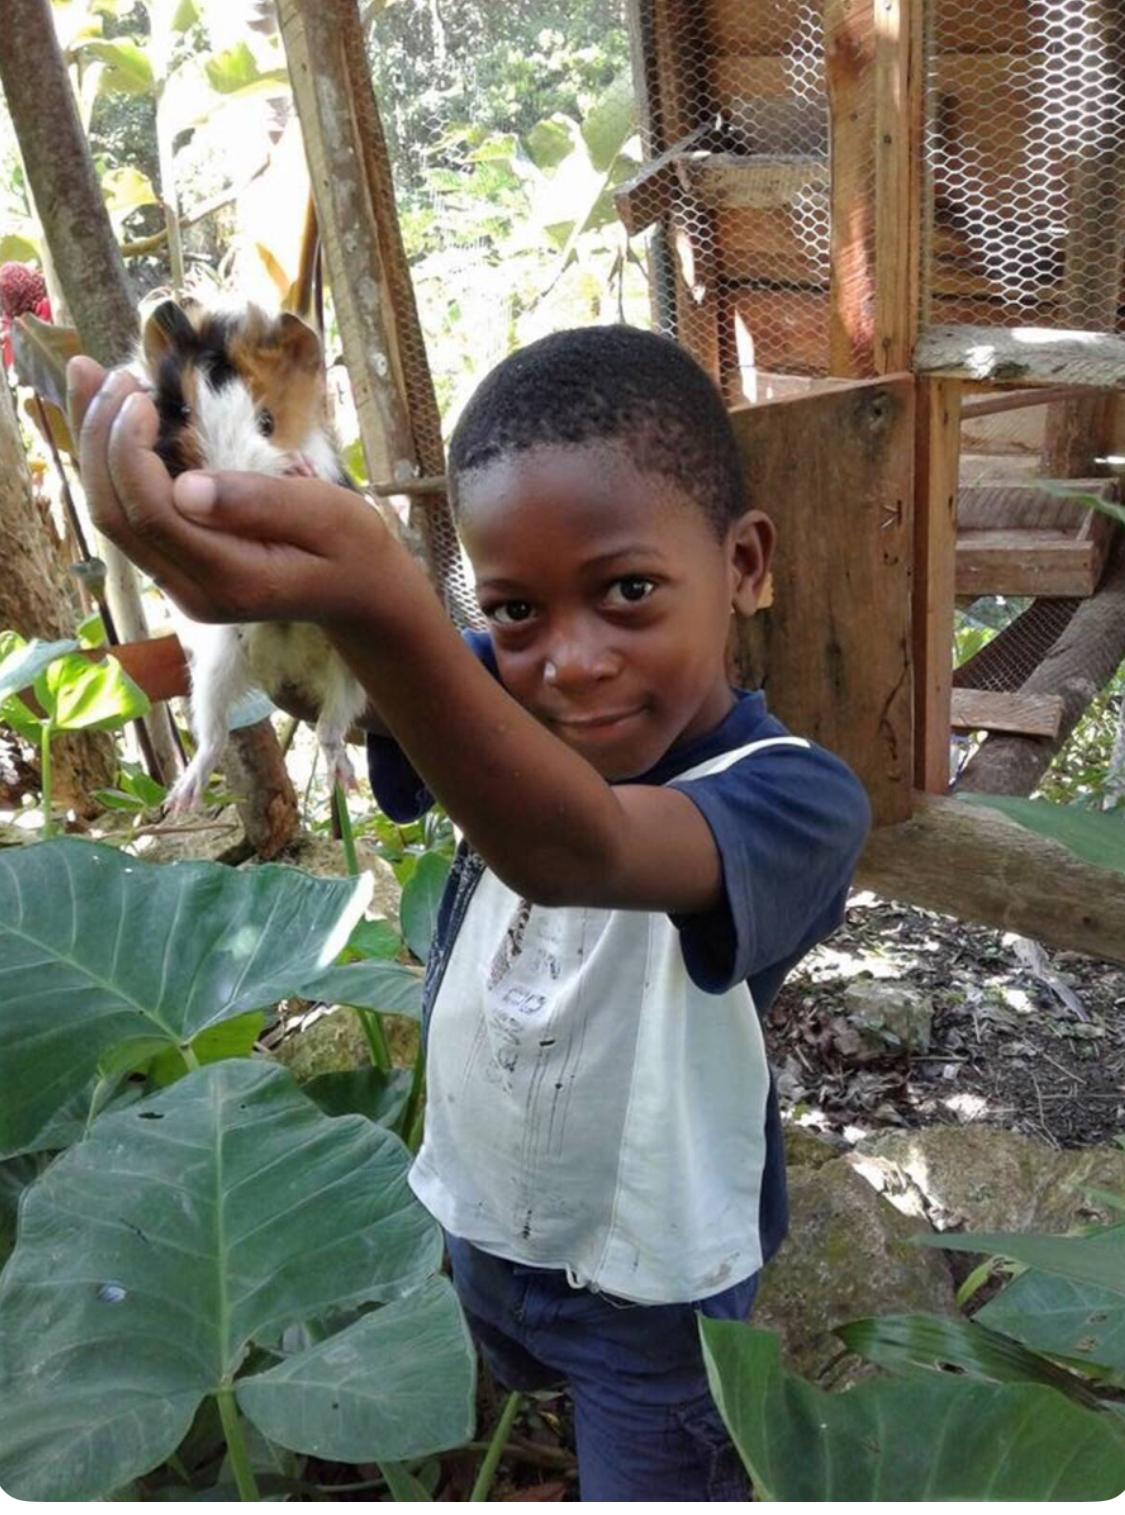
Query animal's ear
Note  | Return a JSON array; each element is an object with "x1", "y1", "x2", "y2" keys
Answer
[
  {"x1": 142, "y1": 300, "x2": 197, "y2": 368},
  {"x1": 278, "y1": 312, "x2": 323, "y2": 373}
]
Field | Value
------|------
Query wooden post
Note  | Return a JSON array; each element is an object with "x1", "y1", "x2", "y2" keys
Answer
[
  {"x1": 913, "y1": 377, "x2": 961, "y2": 793},
  {"x1": 826, "y1": 0, "x2": 922, "y2": 376},
  {"x1": 826, "y1": 0, "x2": 877, "y2": 376},
  {"x1": 873, "y1": 0, "x2": 921, "y2": 372},
  {"x1": 278, "y1": 0, "x2": 462, "y2": 610}
]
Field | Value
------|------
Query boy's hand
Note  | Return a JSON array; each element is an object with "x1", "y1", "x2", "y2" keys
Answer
[{"x1": 66, "y1": 357, "x2": 388, "y2": 628}]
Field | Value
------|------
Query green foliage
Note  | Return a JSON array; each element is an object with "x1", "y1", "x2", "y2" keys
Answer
[
  {"x1": 0, "y1": 1060, "x2": 472, "y2": 1500},
  {"x1": 700, "y1": 1318, "x2": 1125, "y2": 1501},
  {"x1": 960, "y1": 793, "x2": 1125, "y2": 875},
  {"x1": 400, "y1": 849, "x2": 452, "y2": 961},
  {"x1": 0, "y1": 838, "x2": 388, "y2": 1155},
  {"x1": 0, "y1": 838, "x2": 472, "y2": 1500}
]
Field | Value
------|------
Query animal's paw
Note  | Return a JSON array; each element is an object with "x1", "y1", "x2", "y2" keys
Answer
[
  {"x1": 166, "y1": 755, "x2": 214, "y2": 814},
  {"x1": 322, "y1": 742, "x2": 357, "y2": 793}
]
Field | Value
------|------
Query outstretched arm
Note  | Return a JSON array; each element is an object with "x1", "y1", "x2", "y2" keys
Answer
[{"x1": 68, "y1": 359, "x2": 724, "y2": 913}]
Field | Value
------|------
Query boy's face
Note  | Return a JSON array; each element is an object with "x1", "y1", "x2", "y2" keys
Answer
[{"x1": 456, "y1": 441, "x2": 772, "y2": 781}]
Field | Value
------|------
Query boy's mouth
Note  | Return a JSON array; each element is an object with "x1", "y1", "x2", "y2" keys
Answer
[{"x1": 551, "y1": 706, "x2": 647, "y2": 735}]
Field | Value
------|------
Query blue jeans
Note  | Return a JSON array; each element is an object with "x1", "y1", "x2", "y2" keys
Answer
[{"x1": 445, "y1": 1233, "x2": 757, "y2": 1501}]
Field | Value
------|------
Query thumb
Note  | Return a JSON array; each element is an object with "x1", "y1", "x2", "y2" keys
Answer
[{"x1": 171, "y1": 468, "x2": 361, "y2": 556}]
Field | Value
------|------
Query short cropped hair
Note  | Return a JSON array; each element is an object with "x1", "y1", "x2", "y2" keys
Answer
[{"x1": 447, "y1": 325, "x2": 747, "y2": 536}]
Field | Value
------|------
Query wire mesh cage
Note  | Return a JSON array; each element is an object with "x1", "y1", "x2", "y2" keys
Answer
[{"x1": 923, "y1": 0, "x2": 1125, "y2": 336}]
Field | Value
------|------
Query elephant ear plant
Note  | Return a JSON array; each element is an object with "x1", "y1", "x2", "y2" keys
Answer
[{"x1": 0, "y1": 839, "x2": 475, "y2": 1501}]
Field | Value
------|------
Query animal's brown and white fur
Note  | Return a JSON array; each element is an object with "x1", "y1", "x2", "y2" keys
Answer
[{"x1": 138, "y1": 299, "x2": 366, "y2": 811}]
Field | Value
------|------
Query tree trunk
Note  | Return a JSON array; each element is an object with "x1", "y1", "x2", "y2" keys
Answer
[
  {"x1": 0, "y1": 375, "x2": 116, "y2": 816},
  {"x1": 955, "y1": 530, "x2": 1125, "y2": 796},
  {"x1": 0, "y1": 0, "x2": 179, "y2": 780}
]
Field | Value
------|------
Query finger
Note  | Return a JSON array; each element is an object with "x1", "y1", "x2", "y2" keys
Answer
[
  {"x1": 171, "y1": 467, "x2": 371, "y2": 557},
  {"x1": 65, "y1": 355, "x2": 106, "y2": 447},
  {"x1": 76, "y1": 367, "x2": 148, "y2": 545}
]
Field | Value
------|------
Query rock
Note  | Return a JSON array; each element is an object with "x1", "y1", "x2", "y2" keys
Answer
[
  {"x1": 273, "y1": 1006, "x2": 374, "y2": 1080},
  {"x1": 783, "y1": 1123, "x2": 841, "y2": 1169},
  {"x1": 852, "y1": 1126, "x2": 1125, "y2": 1233},
  {"x1": 753, "y1": 1157, "x2": 956, "y2": 1384},
  {"x1": 843, "y1": 980, "x2": 934, "y2": 1054}
]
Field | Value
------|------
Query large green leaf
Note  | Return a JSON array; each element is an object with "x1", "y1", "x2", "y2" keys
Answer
[
  {"x1": 581, "y1": 71, "x2": 636, "y2": 173},
  {"x1": 399, "y1": 850, "x2": 450, "y2": 962},
  {"x1": 960, "y1": 794, "x2": 1125, "y2": 876},
  {"x1": 838, "y1": 1312, "x2": 1103, "y2": 1408},
  {"x1": 303, "y1": 1066, "x2": 413, "y2": 1126},
  {"x1": 237, "y1": 1275, "x2": 474, "y2": 1461},
  {"x1": 0, "y1": 839, "x2": 372, "y2": 1156},
  {"x1": 295, "y1": 960, "x2": 423, "y2": 1019},
  {"x1": 0, "y1": 1060, "x2": 442, "y2": 1501},
  {"x1": 0, "y1": 635, "x2": 79, "y2": 704},
  {"x1": 76, "y1": 37, "x2": 155, "y2": 94},
  {"x1": 204, "y1": 40, "x2": 288, "y2": 95},
  {"x1": 977, "y1": 1233, "x2": 1125, "y2": 1373},
  {"x1": 914, "y1": 1223, "x2": 1125, "y2": 1297},
  {"x1": 700, "y1": 1320, "x2": 1125, "y2": 1501},
  {"x1": 37, "y1": 652, "x2": 150, "y2": 731}
]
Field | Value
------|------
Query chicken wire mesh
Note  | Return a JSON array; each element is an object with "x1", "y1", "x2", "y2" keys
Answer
[
  {"x1": 363, "y1": 0, "x2": 839, "y2": 445},
  {"x1": 924, "y1": 0, "x2": 1125, "y2": 335}
]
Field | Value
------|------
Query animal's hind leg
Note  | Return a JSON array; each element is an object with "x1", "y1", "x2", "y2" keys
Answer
[
  {"x1": 316, "y1": 664, "x2": 366, "y2": 793},
  {"x1": 168, "y1": 626, "x2": 252, "y2": 812}
]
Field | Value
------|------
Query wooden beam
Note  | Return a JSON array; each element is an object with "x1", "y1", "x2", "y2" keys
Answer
[
  {"x1": 674, "y1": 152, "x2": 827, "y2": 209},
  {"x1": 873, "y1": 0, "x2": 922, "y2": 372},
  {"x1": 825, "y1": 0, "x2": 877, "y2": 377},
  {"x1": 613, "y1": 125, "x2": 709, "y2": 235},
  {"x1": 730, "y1": 376, "x2": 914, "y2": 826},
  {"x1": 857, "y1": 793, "x2": 1125, "y2": 967},
  {"x1": 278, "y1": 0, "x2": 457, "y2": 602},
  {"x1": 913, "y1": 377, "x2": 961, "y2": 793},
  {"x1": 915, "y1": 325, "x2": 1125, "y2": 388},
  {"x1": 950, "y1": 690, "x2": 1064, "y2": 738}
]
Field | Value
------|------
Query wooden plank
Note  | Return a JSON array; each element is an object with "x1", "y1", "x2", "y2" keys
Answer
[
  {"x1": 957, "y1": 480, "x2": 1118, "y2": 530},
  {"x1": 613, "y1": 124, "x2": 709, "y2": 235},
  {"x1": 957, "y1": 530, "x2": 1105, "y2": 598},
  {"x1": 675, "y1": 151, "x2": 827, "y2": 208},
  {"x1": 914, "y1": 377, "x2": 961, "y2": 793},
  {"x1": 729, "y1": 376, "x2": 914, "y2": 825},
  {"x1": 856, "y1": 794, "x2": 1125, "y2": 967},
  {"x1": 825, "y1": 0, "x2": 877, "y2": 377},
  {"x1": 915, "y1": 325, "x2": 1125, "y2": 387},
  {"x1": 950, "y1": 689, "x2": 1064, "y2": 737},
  {"x1": 874, "y1": 0, "x2": 922, "y2": 373}
]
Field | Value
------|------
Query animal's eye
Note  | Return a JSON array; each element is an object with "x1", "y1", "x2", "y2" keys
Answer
[{"x1": 257, "y1": 408, "x2": 275, "y2": 437}]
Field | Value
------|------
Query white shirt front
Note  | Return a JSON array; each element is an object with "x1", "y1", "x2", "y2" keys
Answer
[{"x1": 407, "y1": 744, "x2": 794, "y2": 1304}]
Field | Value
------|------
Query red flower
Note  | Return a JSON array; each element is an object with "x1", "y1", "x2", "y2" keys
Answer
[{"x1": 0, "y1": 263, "x2": 52, "y2": 370}]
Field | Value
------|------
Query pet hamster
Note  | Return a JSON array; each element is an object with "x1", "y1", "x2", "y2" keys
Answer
[{"x1": 139, "y1": 298, "x2": 368, "y2": 810}]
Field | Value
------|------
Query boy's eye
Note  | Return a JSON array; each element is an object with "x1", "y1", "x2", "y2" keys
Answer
[
  {"x1": 606, "y1": 576, "x2": 656, "y2": 606},
  {"x1": 486, "y1": 600, "x2": 536, "y2": 626},
  {"x1": 257, "y1": 408, "x2": 275, "y2": 437}
]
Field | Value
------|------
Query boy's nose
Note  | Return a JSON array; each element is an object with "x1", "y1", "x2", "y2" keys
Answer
[{"x1": 543, "y1": 635, "x2": 619, "y2": 690}]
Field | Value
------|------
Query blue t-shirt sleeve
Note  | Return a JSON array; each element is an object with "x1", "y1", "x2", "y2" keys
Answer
[
  {"x1": 365, "y1": 629, "x2": 496, "y2": 822},
  {"x1": 668, "y1": 739, "x2": 871, "y2": 999}
]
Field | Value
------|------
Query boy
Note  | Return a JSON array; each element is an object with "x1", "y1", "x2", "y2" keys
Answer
[{"x1": 69, "y1": 325, "x2": 870, "y2": 1501}]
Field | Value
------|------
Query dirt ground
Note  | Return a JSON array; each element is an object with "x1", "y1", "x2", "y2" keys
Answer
[{"x1": 765, "y1": 892, "x2": 1125, "y2": 1152}]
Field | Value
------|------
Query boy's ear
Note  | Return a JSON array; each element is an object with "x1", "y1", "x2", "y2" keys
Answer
[{"x1": 729, "y1": 509, "x2": 775, "y2": 617}]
